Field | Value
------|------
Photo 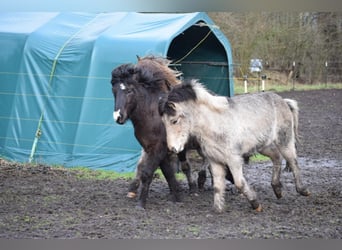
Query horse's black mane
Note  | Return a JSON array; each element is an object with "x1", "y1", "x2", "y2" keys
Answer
[
  {"x1": 111, "y1": 61, "x2": 173, "y2": 93},
  {"x1": 111, "y1": 63, "x2": 136, "y2": 85},
  {"x1": 135, "y1": 67, "x2": 171, "y2": 91}
]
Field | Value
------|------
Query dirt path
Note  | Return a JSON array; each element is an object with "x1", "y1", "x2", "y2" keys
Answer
[{"x1": 0, "y1": 89, "x2": 341, "y2": 239}]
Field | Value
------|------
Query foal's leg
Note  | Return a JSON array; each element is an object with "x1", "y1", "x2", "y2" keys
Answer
[
  {"x1": 209, "y1": 162, "x2": 226, "y2": 212},
  {"x1": 278, "y1": 145, "x2": 310, "y2": 196},
  {"x1": 228, "y1": 156, "x2": 261, "y2": 211},
  {"x1": 260, "y1": 144, "x2": 283, "y2": 199}
]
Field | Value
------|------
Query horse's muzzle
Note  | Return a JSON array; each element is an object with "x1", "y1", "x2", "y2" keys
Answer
[{"x1": 113, "y1": 110, "x2": 125, "y2": 124}]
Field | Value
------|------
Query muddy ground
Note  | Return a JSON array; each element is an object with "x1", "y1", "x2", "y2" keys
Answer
[{"x1": 0, "y1": 89, "x2": 341, "y2": 239}]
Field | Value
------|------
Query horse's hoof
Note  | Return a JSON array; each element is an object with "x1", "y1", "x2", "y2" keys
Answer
[
  {"x1": 174, "y1": 195, "x2": 182, "y2": 203},
  {"x1": 135, "y1": 205, "x2": 146, "y2": 211},
  {"x1": 190, "y1": 192, "x2": 199, "y2": 197},
  {"x1": 255, "y1": 204, "x2": 263, "y2": 212},
  {"x1": 127, "y1": 192, "x2": 137, "y2": 198}
]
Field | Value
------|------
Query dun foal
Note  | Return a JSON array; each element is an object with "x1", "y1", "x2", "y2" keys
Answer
[{"x1": 159, "y1": 80, "x2": 310, "y2": 212}]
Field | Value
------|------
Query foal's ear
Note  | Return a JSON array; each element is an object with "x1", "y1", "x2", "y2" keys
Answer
[{"x1": 167, "y1": 101, "x2": 176, "y2": 111}]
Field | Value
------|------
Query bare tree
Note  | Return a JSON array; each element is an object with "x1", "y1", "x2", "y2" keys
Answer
[{"x1": 209, "y1": 12, "x2": 342, "y2": 83}]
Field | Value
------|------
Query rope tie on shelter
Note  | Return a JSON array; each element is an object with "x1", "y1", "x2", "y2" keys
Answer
[
  {"x1": 28, "y1": 15, "x2": 102, "y2": 163},
  {"x1": 173, "y1": 27, "x2": 213, "y2": 65}
]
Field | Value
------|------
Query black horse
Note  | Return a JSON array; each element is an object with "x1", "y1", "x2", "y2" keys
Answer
[{"x1": 111, "y1": 63, "x2": 181, "y2": 209}]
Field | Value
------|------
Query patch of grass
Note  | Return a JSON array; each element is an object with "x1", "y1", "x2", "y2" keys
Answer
[
  {"x1": 147, "y1": 168, "x2": 186, "y2": 181},
  {"x1": 69, "y1": 167, "x2": 135, "y2": 180},
  {"x1": 187, "y1": 225, "x2": 201, "y2": 235},
  {"x1": 250, "y1": 154, "x2": 270, "y2": 162},
  {"x1": 43, "y1": 195, "x2": 62, "y2": 204},
  {"x1": 69, "y1": 166, "x2": 184, "y2": 182}
]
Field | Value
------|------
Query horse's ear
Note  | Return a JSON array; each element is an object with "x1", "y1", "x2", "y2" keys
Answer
[
  {"x1": 128, "y1": 65, "x2": 136, "y2": 75},
  {"x1": 132, "y1": 65, "x2": 142, "y2": 78},
  {"x1": 136, "y1": 55, "x2": 141, "y2": 61}
]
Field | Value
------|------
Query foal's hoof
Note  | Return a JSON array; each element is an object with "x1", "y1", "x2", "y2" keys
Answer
[
  {"x1": 127, "y1": 192, "x2": 137, "y2": 198},
  {"x1": 274, "y1": 190, "x2": 283, "y2": 199},
  {"x1": 255, "y1": 204, "x2": 263, "y2": 212},
  {"x1": 298, "y1": 188, "x2": 310, "y2": 196},
  {"x1": 272, "y1": 183, "x2": 283, "y2": 199},
  {"x1": 212, "y1": 204, "x2": 225, "y2": 213},
  {"x1": 250, "y1": 200, "x2": 262, "y2": 212}
]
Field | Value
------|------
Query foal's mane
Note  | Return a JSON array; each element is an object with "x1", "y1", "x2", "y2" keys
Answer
[
  {"x1": 135, "y1": 55, "x2": 182, "y2": 91},
  {"x1": 165, "y1": 79, "x2": 228, "y2": 113}
]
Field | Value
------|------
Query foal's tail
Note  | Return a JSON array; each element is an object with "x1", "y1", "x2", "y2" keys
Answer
[{"x1": 284, "y1": 98, "x2": 300, "y2": 143}]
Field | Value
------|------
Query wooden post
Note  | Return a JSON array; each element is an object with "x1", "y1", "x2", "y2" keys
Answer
[
  {"x1": 243, "y1": 75, "x2": 248, "y2": 93},
  {"x1": 292, "y1": 61, "x2": 296, "y2": 90},
  {"x1": 261, "y1": 75, "x2": 266, "y2": 92},
  {"x1": 325, "y1": 61, "x2": 328, "y2": 88}
]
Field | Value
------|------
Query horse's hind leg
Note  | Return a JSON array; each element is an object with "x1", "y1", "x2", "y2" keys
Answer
[
  {"x1": 128, "y1": 177, "x2": 140, "y2": 198},
  {"x1": 260, "y1": 144, "x2": 283, "y2": 199},
  {"x1": 278, "y1": 145, "x2": 310, "y2": 196},
  {"x1": 177, "y1": 150, "x2": 197, "y2": 193},
  {"x1": 197, "y1": 148, "x2": 209, "y2": 191}
]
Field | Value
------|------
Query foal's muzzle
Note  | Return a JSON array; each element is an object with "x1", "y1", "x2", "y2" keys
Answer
[{"x1": 170, "y1": 145, "x2": 184, "y2": 154}]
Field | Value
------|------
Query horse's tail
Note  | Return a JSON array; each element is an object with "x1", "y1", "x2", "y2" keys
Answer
[{"x1": 284, "y1": 98, "x2": 300, "y2": 143}]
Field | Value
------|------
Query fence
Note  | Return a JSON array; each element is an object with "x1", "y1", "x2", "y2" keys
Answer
[{"x1": 232, "y1": 59, "x2": 342, "y2": 93}]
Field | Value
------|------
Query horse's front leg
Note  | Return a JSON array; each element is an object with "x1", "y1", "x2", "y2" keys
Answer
[
  {"x1": 137, "y1": 158, "x2": 159, "y2": 209},
  {"x1": 160, "y1": 156, "x2": 182, "y2": 202},
  {"x1": 137, "y1": 151, "x2": 177, "y2": 209}
]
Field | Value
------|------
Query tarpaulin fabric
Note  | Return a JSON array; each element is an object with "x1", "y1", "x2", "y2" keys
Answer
[{"x1": 0, "y1": 12, "x2": 233, "y2": 172}]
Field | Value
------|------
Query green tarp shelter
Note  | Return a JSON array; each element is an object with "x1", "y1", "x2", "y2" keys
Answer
[{"x1": 0, "y1": 12, "x2": 233, "y2": 172}]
